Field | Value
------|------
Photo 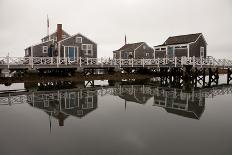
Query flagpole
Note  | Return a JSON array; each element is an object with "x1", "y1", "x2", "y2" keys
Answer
[{"x1": 47, "y1": 15, "x2": 50, "y2": 40}]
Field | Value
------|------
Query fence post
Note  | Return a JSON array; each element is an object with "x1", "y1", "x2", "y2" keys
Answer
[
  {"x1": 157, "y1": 58, "x2": 160, "y2": 68},
  {"x1": 200, "y1": 56, "x2": 202, "y2": 68},
  {"x1": 31, "y1": 57, "x2": 34, "y2": 69},
  {"x1": 6, "y1": 53, "x2": 9, "y2": 69},
  {"x1": 87, "y1": 57, "x2": 89, "y2": 65},
  {"x1": 101, "y1": 57, "x2": 103, "y2": 67},
  {"x1": 193, "y1": 56, "x2": 195, "y2": 67},
  {"x1": 79, "y1": 57, "x2": 82, "y2": 67},
  {"x1": 120, "y1": 58, "x2": 121, "y2": 68},
  {"x1": 132, "y1": 58, "x2": 133, "y2": 67},
  {"x1": 142, "y1": 58, "x2": 144, "y2": 67},
  {"x1": 57, "y1": 56, "x2": 59, "y2": 67},
  {"x1": 51, "y1": 57, "x2": 53, "y2": 65},
  {"x1": 174, "y1": 57, "x2": 177, "y2": 67}
]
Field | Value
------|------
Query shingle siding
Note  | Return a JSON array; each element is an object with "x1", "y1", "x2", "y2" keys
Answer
[
  {"x1": 135, "y1": 43, "x2": 154, "y2": 59},
  {"x1": 113, "y1": 42, "x2": 154, "y2": 59},
  {"x1": 31, "y1": 41, "x2": 53, "y2": 57},
  {"x1": 60, "y1": 34, "x2": 97, "y2": 58},
  {"x1": 189, "y1": 35, "x2": 207, "y2": 58},
  {"x1": 154, "y1": 34, "x2": 207, "y2": 58}
]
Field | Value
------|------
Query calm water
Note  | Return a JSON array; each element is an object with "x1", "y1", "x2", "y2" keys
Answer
[{"x1": 0, "y1": 79, "x2": 232, "y2": 155}]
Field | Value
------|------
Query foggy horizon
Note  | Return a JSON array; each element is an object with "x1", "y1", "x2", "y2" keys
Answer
[{"x1": 0, "y1": 0, "x2": 232, "y2": 58}]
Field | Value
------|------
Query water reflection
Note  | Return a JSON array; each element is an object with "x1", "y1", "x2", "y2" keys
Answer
[
  {"x1": 27, "y1": 89, "x2": 98, "y2": 126},
  {"x1": 1, "y1": 81, "x2": 232, "y2": 124}
]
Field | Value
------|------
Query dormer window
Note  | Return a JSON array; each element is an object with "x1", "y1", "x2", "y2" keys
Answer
[
  {"x1": 43, "y1": 46, "x2": 48, "y2": 53},
  {"x1": 76, "y1": 37, "x2": 82, "y2": 43}
]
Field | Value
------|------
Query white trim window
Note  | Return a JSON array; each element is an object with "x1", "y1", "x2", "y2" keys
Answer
[
  {"x1": 200, "y1": 47, "x2": 204, "y2": 57},
  {"x1": 76, "y1": 37, "x2": 82, "y2": 43},
  {"x1": 82, "y1": 44, "x2": 93, "y2": 56},
  {"x1": 42, "y1": 46, "x2": 48, "y2": 53},
  {"x1": 25, "y1": 49, "x2": 29, "y2": 56}
]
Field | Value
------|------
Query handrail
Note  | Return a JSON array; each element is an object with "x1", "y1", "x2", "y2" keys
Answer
[{"x1": 0, "y1": 56, "x2": 232, "y2": 68}]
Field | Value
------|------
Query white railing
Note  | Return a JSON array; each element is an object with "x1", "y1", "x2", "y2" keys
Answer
[{"x1": 1, "y1": 56, "x2": 232, "y2": 68}]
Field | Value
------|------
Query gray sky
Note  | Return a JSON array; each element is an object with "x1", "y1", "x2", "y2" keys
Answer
[{"x1": 0, "y1": 0, "x2": 232, "y2": 58}]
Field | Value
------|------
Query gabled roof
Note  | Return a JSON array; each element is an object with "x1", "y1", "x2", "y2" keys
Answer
[
  {"x1": 157, "y1": 33, "x2": 203, "y2": 46},
  {"x1": 58, "y1": 33, "x2": 97, "y2": 45},
  {"x1": 115, "y1": 42, "x2": 145, "y2": 52},
  {"x1": 41, "y1": 30, "x2": 70, "y2": 40}
]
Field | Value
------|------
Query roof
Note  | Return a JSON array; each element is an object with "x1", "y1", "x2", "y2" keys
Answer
[
  {"x1": 41, "y1": 30, "x2": 70, "y2": 40},
  {"x1": 114, "y1": 42, "x2": 145, "y2": 52},
  {"x1": 156, "y1": 33, "x2": 203, "y2": 47}
]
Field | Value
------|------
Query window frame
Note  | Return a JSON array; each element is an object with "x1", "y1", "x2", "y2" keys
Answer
[
  {"x1": 76, "y1": 37, "x2": 83, "y2": 43},
  {"x1": 42, "y1": 46, "x2": 48, "y2": 53},
  {"x1": 82, "y1": 44, "x2": 93, "y2": 56},
  {"x1": 200, "y1": 47, "x2": 204, "y2": 57}
]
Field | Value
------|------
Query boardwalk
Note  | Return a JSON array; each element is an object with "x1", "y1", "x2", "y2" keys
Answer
[{"x1": 0, "y1": 56, "x2": 232, "y2": 70}]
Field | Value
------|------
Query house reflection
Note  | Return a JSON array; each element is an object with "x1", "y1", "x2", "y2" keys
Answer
[
  {"x1": 28, "y1": 89, "x2": 98, "y2": 126},
  {"x1": 114, "y1": 85, "x2": 205, "y2": 119},
  {"x1": 116, "y1": 85, "x2": 153, "y2": 104},
  {"x1": 153, "y1": 88, "x2": 205, "y2": 119}
]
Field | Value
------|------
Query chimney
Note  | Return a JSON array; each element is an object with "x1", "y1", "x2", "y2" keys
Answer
[{"x1": 57, "y1": 24, "x2": 62, "y2": 42}]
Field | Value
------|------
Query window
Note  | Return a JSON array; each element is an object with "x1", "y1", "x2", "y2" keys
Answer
[
  {"x1": 76, "y1": 37, "x2": 82, "y2": 43},
  {"x1": 113, "y1": 53, "x2": 117, "y2": 58},
  {"x1": 155, "y1": 48, "x2": 160, "y2": 51},
  {"x1": 146, "y1": 53, "x2": 149, "y2": 57},
  {"x1": 43, "y1": 46, "x2": 48, "y2": 53},
  {"x1": 161, "y1": 48, "x2": 166, "y2": 51},
  {"x1": 200, "y1": 47, "x2": 204, "y2": 57},
  {"x1": 82, "y1": 44, "x2": 93, "y2": 56},
  {"x1": 25, "y1": 49, "x2": 29, "y2": 56}
]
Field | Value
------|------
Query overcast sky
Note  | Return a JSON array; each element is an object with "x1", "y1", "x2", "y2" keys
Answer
[{"x1": 0, "y1": 0, "x2": 232, "y2": 58}]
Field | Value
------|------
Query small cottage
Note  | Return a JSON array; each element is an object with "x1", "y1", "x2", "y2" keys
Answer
[
  {"x1": 113, "y1": 42, "x2": 154, "y2": 59},
  {"x1": 154, "y1": 33, "x2": 207, "y2": 59},
  {"x1": 25, "y1": 24, "x2": 97, "y2": 59}
]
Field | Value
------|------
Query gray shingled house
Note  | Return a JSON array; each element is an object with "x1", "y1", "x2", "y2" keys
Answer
[
  {"x1": 154, "y1": 33, "x2": 207, "y2": 59},
  {"x1": 113, "y1": 42, "x2": 154, "y2": 59},
  {"x1": 25, "y1": 24, "x2": 97, "y2": 59}
]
